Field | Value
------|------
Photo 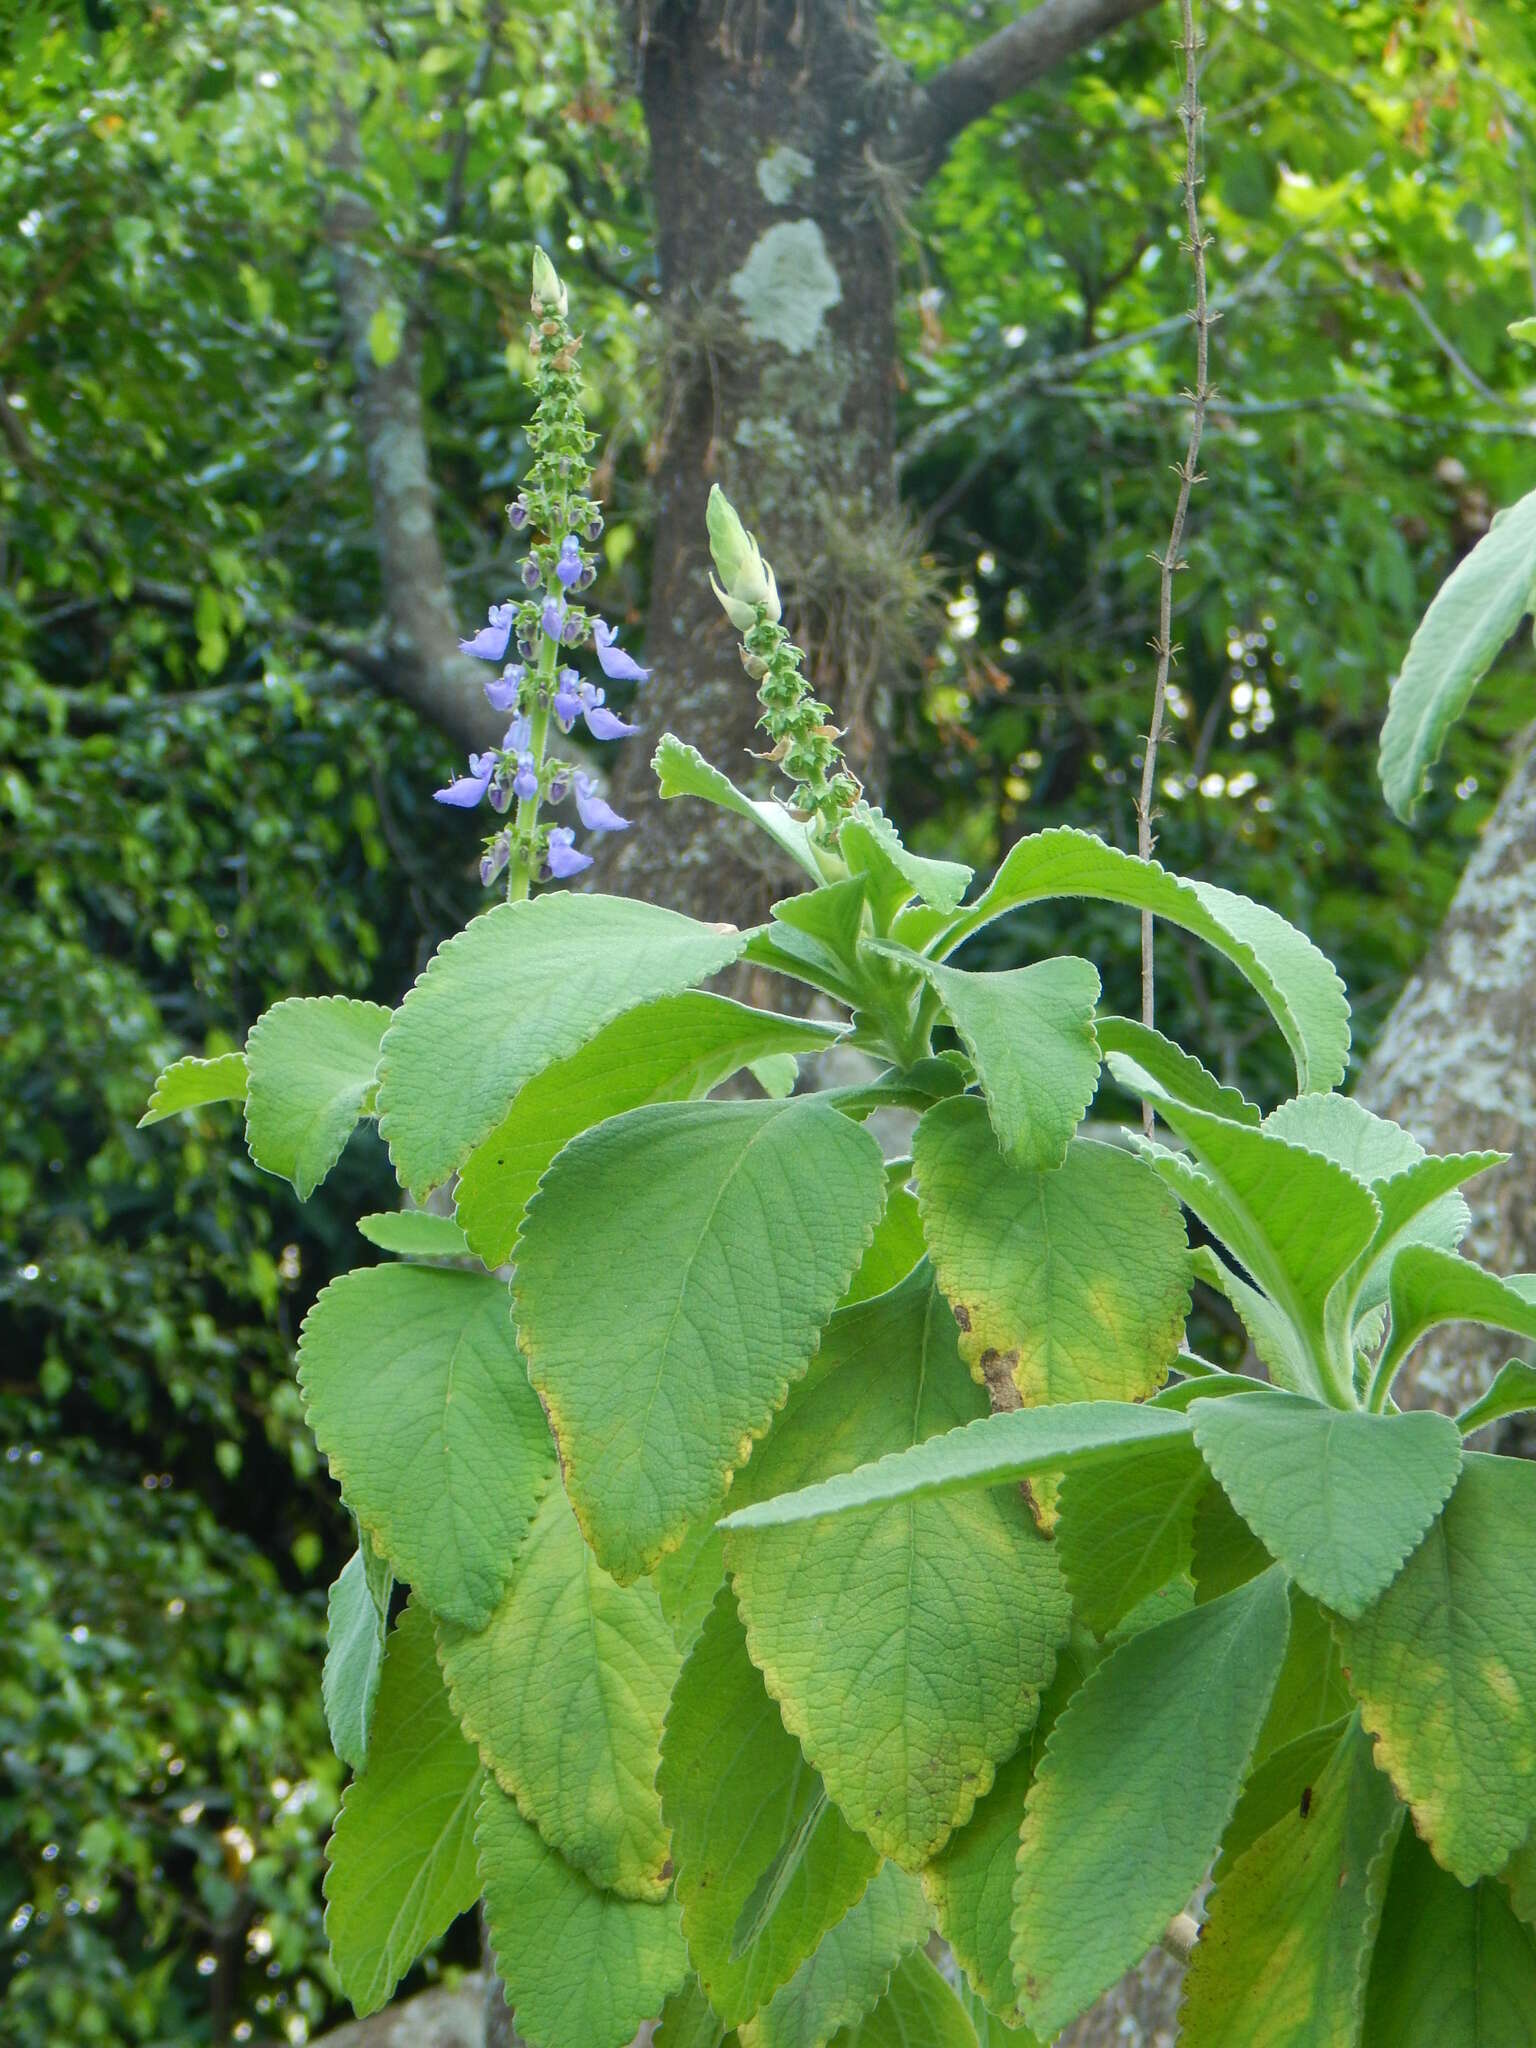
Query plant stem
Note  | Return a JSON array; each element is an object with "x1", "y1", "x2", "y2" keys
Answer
[
  {"x1": 1137, "y1": 0, "x2": 1214, "y2": 1128},
  {"x1": 507, "y1": 628, "x2": 558, "y2": 902}
]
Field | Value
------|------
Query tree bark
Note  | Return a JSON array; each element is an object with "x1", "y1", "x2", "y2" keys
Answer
[
  {"x1": 607, "y1": 0, "x2": 909, "y2": 925},
  {"x1": 1355, "y1": 739, "x2": 1536, "y2": 1415}
]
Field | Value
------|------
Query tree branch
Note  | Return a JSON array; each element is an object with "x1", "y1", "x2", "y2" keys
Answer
[
  {"x1": 324, "y1": 102, "x2": 503, "y2": 757},
  {"x1": 907, "y1": 0, "x2": 1163, "y2": 175}
]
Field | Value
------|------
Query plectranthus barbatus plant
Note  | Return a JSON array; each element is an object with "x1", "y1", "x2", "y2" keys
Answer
[
  {"x1": 436, "y1": 246, "x2": 646, "y2": 893},
  {"x1": 141, "y1": 248, "x2": 1536, "y2": 2048}
]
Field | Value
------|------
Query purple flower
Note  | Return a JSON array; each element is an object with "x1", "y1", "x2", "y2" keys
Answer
[
  {"x1": 548, "y1": 771, "x2": 571, "y2": 803},
  {"x1": 503, "y1": 714, "x2": 532, "y2": 752},
  {"x1": 459, "y1": 604, "x2": 515, "y2": 664},
  {"x1": 574, "y1": 772, "x2": 629, "y2": 834},
  {"x1": 512, "y1": 754, "x2": 539, "y2": 803},
  {"x1": 545, "y1": 827, "x2": 592, "y2": 878},
  {"x1": 522, "y1": 558, "x2": 542, "y2": 589},
  {"x1": 556, "y1": 535, "x2": 583, "y2": 588},
  {"x1": 484, "y1": 662, "x2": 526, "y2": 713},
  {"x1": 434, "y1": 749, "x2": 497, "y2": 808},
  {"x1": 509, "y1": 497, "x2": 530, "y2": 529},
  {"x1": 593, "y1": 619, "x2": 649, "y2": 684},
  {"x1": 542, "y1": 596, "x2": 566, "y2": 642},
  {"x1": 480, "y1": 834, "x2": 511, "y2": 886},
  {"x1": 561, "y1": 610, "x2": 584, "y2": 645},
  {"x1": 553, "y1": 667, "x2": 582, "y2": 732},
  {"x1": 577, "y1": 680, "x2": 637, "y2": 741}
]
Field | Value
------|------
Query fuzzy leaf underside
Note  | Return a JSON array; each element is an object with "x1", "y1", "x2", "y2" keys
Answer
[
  {"x1": 654, "y1": 735, "x2": 821, "y2": 879},
  {"x1": 914, "y1": 1096, "x2": 1190, "y2": 1408},
  {"x1": 1011, "y1": 1569, "x2": 1291, "y2": 2037},
  {"x1": 726, "y1": 1268, "x2": 1072, "y2": 1866},
  {"x1": 297, "y1": 1265, "x2": 554, "y2": 1627},
  {"x1": 921, "y1": 956, "x2": 1101, "y2": 1170},
  {"x1": 721, "y1": 1401, "x2": 1193, "y2": 1532},
  {"x1": 1333, "y1": 1452, "x2": 1536, "y2": 1883},
  {"x1": 1178, "y1": 1715, "x2": 1403, "y2": 2048},
  {"x1": 1378, "y1": 484, "x2": 1536, "y2": 819},
  {"x1": 477, "y1": 1779, "x2": 689, "y2": 2048},
  {"x1": 827, "y1": 1950, "x2": 980, "y2": 2048},
  {"x1": 355, "y1": 1209, "x2": 471, "y2": 1259},
  {"x1": 322, "y1": 1538, "x2": 392, "y2": 1773},
  {"x1": 376, "y1": 892, "x2": 749, "y2": 1197},
  {"x1": 1363, "y1": 1827, "x2": 1536, "y2": 2046},
  {"x1": 660, "y1": 1584, "x2": 879, "y2": 2026},
  {"x1": 323, "y1": 1601, "x2": 483, "y2": 2018},
  {"x1": 929, "y1": 827, "x2": 1350, "y2": 1093},
  {"x1": 1189, "y1": 1389, "x2": 1462, "y2": 1618},
  {"x1": 454, "y1": 992, "x2": 833, "y2": 1268},
  {"x1": 924, "y1": 1641, "x2": 1097, "y2": 2017},
  {"x1": 515, "y1": 1096, "x2": 886, "y2": 1582},
  {"x1": 437, "y1": 1484, "x2": 677, "y2": 1900},
  {"x1": 139, "y1": 1049, "x2": 248, "y2": 1125},
  {"x1": 1055, "y1": 1435, "x2": 1208, "y2": 1636},
  {"x1": 244, "y1": 995, "x2": 391, "y2": 1198},
  {"x1": 738, "y1": 1864, "x2": 933, "y2": 2048}
]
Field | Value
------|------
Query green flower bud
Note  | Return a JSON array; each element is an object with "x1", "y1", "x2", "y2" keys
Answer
[
  {"x1": 709, "y1": 573, "x2": 759, "y2": 634},
  {"x1": 706, "y1": 485, "x2": 781, "y2": 622},
  {"x1": 530, "y1": 248, "x2": 568, "y2": 317}
]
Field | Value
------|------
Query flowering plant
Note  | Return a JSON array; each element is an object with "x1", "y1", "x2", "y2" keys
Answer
[{"x1": 145, "y1": 256, "x2": 1536, "y2": 2047}]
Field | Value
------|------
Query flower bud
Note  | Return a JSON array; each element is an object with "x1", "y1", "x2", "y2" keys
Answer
[
  {"x1": 706, "y1": 485, "x2": 781, "y2": 623},
  {"x1": 710, "y1": 573, "x2": 759, "y2": 635},
  {"x1": 530, "y1": 247, "x2": 568, "y2": 317}
]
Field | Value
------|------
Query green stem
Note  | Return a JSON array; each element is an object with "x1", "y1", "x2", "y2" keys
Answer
[{"x1": 506, "y1": 621, "x2": 558, "y2": 902}]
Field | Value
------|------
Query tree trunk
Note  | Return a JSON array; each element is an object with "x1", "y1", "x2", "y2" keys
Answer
[
  {"x1": 607, "y1": 0, "x2": 910, "y2": 925},
  {"x1": 1356, "y1": 739, "x2": 1536, "y2": 1415}
]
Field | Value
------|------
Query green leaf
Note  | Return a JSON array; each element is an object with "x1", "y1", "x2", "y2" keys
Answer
[
  {"x1": 660, "y1": 1584, "x2": 879, "y2": 2025},
  {"x1": 1334, "y1": 1452, "x2": 1536, "y2": 1882},
  {"x1": 1379, "y1": 1247, "x2": 1536, "y2": 1397},
  {"x1": 322, "y1": 1535, "x2": 393, "y2": 1773},
  {"x1": 1188, "y1": 1389, "x2": 1462, "y2": 1618},
  {"x1": 297, "y1": 1266, "x2": 554, "y2": 1627},
  {"x1": 1254, "y1": 1586, "x2": 1353, "y2": 1763},
  {"x1": 914, "y1": 1096, "x2": 1190, "y2": 1407},
  {"x1": 455, "y1": 993, "x2": 835, "y2": 1268},
  {"x1": 437, "y1": 1484, "x2": 677, "y2": 1900},
  {"x1": 1010, "y1": 1569, "x2": 1291, "y2": 2037},
  {"x1": 1262, "y1": 1091, "x2": 1425, "y2": 1182},
  {"x1": 919, "y1": 957, "x2": 1100, "y2": 1169},
  {"x1": 323, "y1": 1601, "x2": 483, "y2": 2018},
  {"x1": 956, "y1": 1980, "x2": 1041, "y2": 2048},
  {"x1": 738, "y1": 1864, "x2": 932, "y2": 2048},
  {"x1": 840, "y1": 1184, "x2": 927, "y2": 1306},
  {"x1": 770, "y1": 877, "x2": 871, "y2": 991},
  {"x1": 1096, "y1": 1016, "x2": 1260, "y2": 1125},
  {"x1": 930, "y1": 828, "x2": 1350, "y2": 1094},
  {"x1": 138, "y1": 1049, "x2": 247, "y2": 1126},
  {"x1": 478, "y1": 1779, "x2": 688, "y2": 2048},
  {"x1": 726, "y1": 1269, "x2": 1071, "y2": 1866},
  {"x1": 654, "y1": 735, "x2": 821, "y2": 879},
  {"x1": 924, "y1": 1640, "x2": 1097, "y2": 2016},
  {"x1": 244, "y1": 996, "x2": 391, "y2": 1198},
  {"x1": 656, "y1": 1979, "x2": 735, "y2": 2048},
  {"x1": 1364, "y1": 1827, "x2": 1536, "y2": 2047},
  {"x1": 828, "y1": 1950, "x2": 979, "y2": 2048},
  {"x1": 1055, "y1": 1434, "x2": 1208, "y2": 1635},
  {"x1": 721, "y1": 1401, "x2": 1193, "y2": 1531},
  {"x1": 839, "y1": 803, "x2": 973, "y2": 918},
  {"x1": 1139, "y1": 1098, "x2": 1379, "y2": 1402},
  {"x1": 1457, "y1": 1359, "x2": 1536, "y2": 1435},
  {"x1": 356, "y1": 1210, "x2": 471, "y2": 1259},
  {"x1": 377, "y1": 895, "x2": 749, "y2": 1197},
  {"x1": 1179, "y1": 1716, "x2": 1402, "y2": 2048},
  {"x1": 516, "y1": 1097, "x2": 886, "y2": 1582},
  {"x1": 1217, "y1": 1717, "x2": 1355, "y2": 1875},
  {"x1": 1379, "y1": 484, "x2": 1536, "y2": 819}
]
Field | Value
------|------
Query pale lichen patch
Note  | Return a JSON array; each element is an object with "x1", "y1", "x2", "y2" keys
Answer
[{"x1": 729, "y1": 220, "x2": 842, "y2": 357}]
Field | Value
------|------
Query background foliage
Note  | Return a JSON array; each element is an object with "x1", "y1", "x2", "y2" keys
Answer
[{"x1": 3, "y1": 0, "x2": 1535, "y2": 2040}]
